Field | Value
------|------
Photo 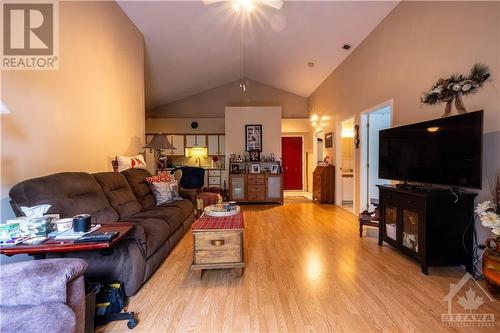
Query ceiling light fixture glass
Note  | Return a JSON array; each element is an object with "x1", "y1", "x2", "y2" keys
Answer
[{"x1": 233, "y1": 0, "x2": 255, "y2": 12}]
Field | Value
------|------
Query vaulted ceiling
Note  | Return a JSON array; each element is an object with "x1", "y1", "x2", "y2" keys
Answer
[{"x1": 118, "y1": 1, "x2": 398, "y2": 110}]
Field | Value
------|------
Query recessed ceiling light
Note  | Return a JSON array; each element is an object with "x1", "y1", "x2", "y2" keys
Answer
[
  {"x1": 307, "y1": 62, "x2": 315, "y2": 67},
  {"x1": 342, "y1": 44, "x2": 351, "y2": 50}
]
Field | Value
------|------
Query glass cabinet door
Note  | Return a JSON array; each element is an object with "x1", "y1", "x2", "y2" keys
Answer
[
  {"x1": 402, "y1": 210, "x2": 419, "y2": 252},
  {"x1": 384, "y1": 206, "x2": 397, "y2": 240},
  {"x1": 231, "y1": 176, "x2": 245, "y2": 200}
]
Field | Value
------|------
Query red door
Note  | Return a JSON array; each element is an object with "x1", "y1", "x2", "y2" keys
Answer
[{"x1": 282, "y1": 137, "x2": 303, "y2": 190}]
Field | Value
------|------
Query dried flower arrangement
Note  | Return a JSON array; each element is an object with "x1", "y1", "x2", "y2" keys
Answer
[
  {"x1": 421, "y1": 64, "x2": 490, "y2": 117},
  {"x1": 476, "y1": 173, "x2": 500, "y2": 240}
]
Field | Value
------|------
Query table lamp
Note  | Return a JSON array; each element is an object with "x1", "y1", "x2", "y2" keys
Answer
[{"x1": 143, "y1": 134, "x2": 176, "y2": 171}]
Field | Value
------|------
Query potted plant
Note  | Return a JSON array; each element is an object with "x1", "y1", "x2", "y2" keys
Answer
[{"x1": 477, "y1": 173, "x2": 500, "y2": 294}]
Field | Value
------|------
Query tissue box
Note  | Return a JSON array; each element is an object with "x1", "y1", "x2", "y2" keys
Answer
[
  {"x1": 0, "y1": 223, "x2": 21, "y2": 241},
  {"x1": 28, "y1": 217, "x2": 56, "y2": 237}
]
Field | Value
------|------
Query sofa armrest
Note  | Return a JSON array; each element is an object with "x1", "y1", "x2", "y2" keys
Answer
[
  {"x1": 179, "y1": 189, "x2": 197, "y2": 207},
  {"x1": 0, "y1": 258, "x2": 87, "y2": 307}
]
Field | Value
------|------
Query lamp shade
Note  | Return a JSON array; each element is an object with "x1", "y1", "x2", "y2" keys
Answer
[{"x1": 143, "y1": 134, "x2": 176, "y2": 150}]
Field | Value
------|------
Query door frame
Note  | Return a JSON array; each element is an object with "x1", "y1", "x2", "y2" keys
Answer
[
  {"x1": 359, "y1": 99, "x2": 393, "y2": 211},
  {"x1": 281, "y1": 135, "x2": 305, "y2": 192}
]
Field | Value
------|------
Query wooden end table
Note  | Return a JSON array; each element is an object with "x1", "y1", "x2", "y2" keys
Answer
[
  {"x1": 0, "y1": 223, "x2": 133, "y2": 258},
  {"x1": 191, "y1": 212, "x2": 244, "y2": 279}
]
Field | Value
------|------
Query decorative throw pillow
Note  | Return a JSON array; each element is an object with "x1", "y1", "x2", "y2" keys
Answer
[
  {"x1": 117, "y1": 154, "x2": 147, "y2": 172},
  {"x1": 146, "y1": 172, "x2": 182, "y2": 205}
]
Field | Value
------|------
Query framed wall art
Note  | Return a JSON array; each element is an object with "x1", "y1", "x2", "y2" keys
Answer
[{"x1": 245, "y1": 124, "x2": 262, "y2": 152}]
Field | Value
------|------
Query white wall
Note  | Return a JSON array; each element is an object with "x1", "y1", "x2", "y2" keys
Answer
[
  {"x1": 225, "y1": 106, "x2": 282, "y2": 177},
  {"x1": 367, "y1": 111, "x2": 391, "y2": 203}
]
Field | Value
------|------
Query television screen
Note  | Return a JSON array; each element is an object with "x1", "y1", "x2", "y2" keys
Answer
[{"x1": 379, "y1": 110, "x2": 483, "y2": 188}]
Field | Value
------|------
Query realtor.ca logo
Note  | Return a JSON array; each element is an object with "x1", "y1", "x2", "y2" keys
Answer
[
  {"x1": 1, "y1": 1, "x2": 59, "y2": 69},
  {"x1": 441, "y1": 273, "x2": 496, "y2": 328}
]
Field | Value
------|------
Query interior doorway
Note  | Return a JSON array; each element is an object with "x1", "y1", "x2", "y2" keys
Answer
[
  {"x1": 282, "y1": 136, "x2": 303, "y2": 190},
  {"x1": 339, "y1": 117, "x2": 355, "y2": 213},
  {"x1": 360, "y1": 101, "x2": 392, "y2": 211}
]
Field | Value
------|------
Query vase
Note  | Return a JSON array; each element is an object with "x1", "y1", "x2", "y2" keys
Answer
[
  {"x1": 441, "y1": 100, "x2": 453, "y2": 117},
  {"x1": 454, "y1": 94, "x2": 467, "y2": 113},
  {"x1": 483, "y1": 238, "x2": 500, "y2": 295}
]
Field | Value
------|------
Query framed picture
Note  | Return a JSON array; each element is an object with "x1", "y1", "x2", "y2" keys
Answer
[
  {"x1": 325, "y1": 132, "x2": 333, "y2": 148},
  {"x1": 231, "y1": 164, "x2": 239, "y2": 174},
  {"x1": 245, "y1": 124, "x2": 262, "y2": 152},
  {"x1": 250, "y1": 163, "x2": 261, "y2": 173},
  {"x1": 271, "y1": 165, "x2": 279, "y2": 174},
  {"x1": 249, "y1": 150, "x2": 260, "y2": 162}
]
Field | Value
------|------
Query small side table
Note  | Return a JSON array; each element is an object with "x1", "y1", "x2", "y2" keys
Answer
[
  {"x1": 191, "y1": 212, "x2": 244, "y2": 278},
  {"x1": 0, "y1": 223, "x2": 133, "y2": 258}
]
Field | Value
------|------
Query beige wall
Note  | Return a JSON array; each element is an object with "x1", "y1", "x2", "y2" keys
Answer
[
  {"x1": 308, "y1": 1, "x2": 500, "y2": 240},
  {"x1": 0, "y1": 1, "x2": 145, "y2": 220},
  {"x1": 225, "y1": 106, "x2": 282, "y2": 177},
  {"x1": 149, "y1": 79, "x2": 307, "y2": 119},
  {"x1": 146, "y1": 118, "x2": 224, "y2": 134}
]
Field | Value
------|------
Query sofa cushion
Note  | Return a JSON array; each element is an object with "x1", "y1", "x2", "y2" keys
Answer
[
  {"x1": 129, "y1": 218, "x2": 172, "y2": 258},
  {"x1": 9, "y1": 172, "x2": 118, "y2": 223},
  {"x1": 0, "y1": 303, "x2": 76, "y2": 333},
  {"x1": 133, "y1": 200, "x2": 193, "y2": 229},
  {"x1": 121, "y1": 169, "x2": 156, "y2": 209},
  {"x1": 93, "y1": 172, "x2": 142, "y2": 219}
]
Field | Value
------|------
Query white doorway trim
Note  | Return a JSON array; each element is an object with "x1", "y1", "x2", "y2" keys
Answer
[
  {"x1": 359, "y1": 99, "x2": 393, "y2": 211},
  {"x1": 281, "y1": 134, "x2": 306, "y2": 192}
]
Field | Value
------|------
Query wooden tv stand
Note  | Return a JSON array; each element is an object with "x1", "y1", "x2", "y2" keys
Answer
[{"x1": 377, "y1": 185, "x2": 476, "y2": 275}]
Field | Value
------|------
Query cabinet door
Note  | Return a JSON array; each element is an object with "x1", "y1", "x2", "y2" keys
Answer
[
  {"x1": 218, "y1": 135, "x2": 225, "y2": 155},
  {"x1": 230, "y1": 176, "x2": 245, "y2": 200},
  {"x1": 208, "y1": 135, "x2": 219, "y2": 156},
  {"x1": 383, "y1": 205, "x2": 398, "y2": 241},
  {"x1": 267, "y1": 176, "x2": 282, "y2": 199},
  {"x1": 196, "y1": 135, "x2": 206, "y2": 147},
  {"x1": 185, "y1": 135, "x2": 196, "y2": 148},
  {"x1": 402, "y1": 209, "x2": 420, "y2": 253},
  {"x1": 172, "y1": 135, "x2": 185, "y2": 156}
]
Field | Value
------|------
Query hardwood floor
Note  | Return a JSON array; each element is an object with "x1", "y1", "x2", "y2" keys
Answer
[{"x1": 98, "y1": 203, "x2": 499, "y2": 332}]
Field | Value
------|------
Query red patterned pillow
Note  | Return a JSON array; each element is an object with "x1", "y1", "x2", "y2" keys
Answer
[{"x1": 146, "y1": 172, "x2": 182, "y2": 205}]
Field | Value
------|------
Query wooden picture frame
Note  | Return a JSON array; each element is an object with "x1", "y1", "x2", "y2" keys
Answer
[
  {"x1": 249, "y1": 150, "x2": 260, "y2": 162},
  {"x1": 245, "y1": 124, "x2": 262, "y2": 152},
  {"x1": 325, "y1": 132, "x2": 333, "y2": 148},
  {"x1": 250, "y1": 163, "x2": 261, "y2": 173}
]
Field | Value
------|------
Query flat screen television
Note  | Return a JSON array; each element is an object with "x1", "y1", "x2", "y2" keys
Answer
[{"x1": 379, "y1": 110, "x2": 483, "y2": 189}]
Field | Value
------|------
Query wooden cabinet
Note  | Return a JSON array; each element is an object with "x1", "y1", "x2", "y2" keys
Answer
[
  {"x1": 186, "y1": 135, "x2": 206, "y2": 148},
  {"x1": 208, "y1": 135, "x2": 225, "y2": 156},
  {"x1": 312, "y1": 165, "x2": 335, "y2": 204},
  {"x1": 171, "y1": 135, "x2": 184, "y2": 156},
  {"x1": 229, "y1": 173, "x2": 283, "y2": 203},
  {"x1": 378, "y1": 185, "x2": 476, "y2": 275}
]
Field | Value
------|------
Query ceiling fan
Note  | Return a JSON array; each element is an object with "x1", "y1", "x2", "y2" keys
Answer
[{"x1": 202, "y1": 0, "x2": 284, "y2": 12}]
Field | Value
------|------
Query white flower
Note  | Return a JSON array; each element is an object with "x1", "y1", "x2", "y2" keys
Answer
[
  {"x1": 432, "y1": 86, "x2": 443, "y2": 94},
  {"x1": 476, "y1": 201, "x2": 492, "y2": 215},
  {"x1": 480, "y1": 211, "x2": 500, "y2": 228},
  {"x1": 452, "y1": 84, "x2": 462, "y2": 92},
  {"x1": 462, "y1": 83, "x2": 472, "y2": 92},
  {"x1": 492, "y1": 227, "x2": 500, "y2": 236}
]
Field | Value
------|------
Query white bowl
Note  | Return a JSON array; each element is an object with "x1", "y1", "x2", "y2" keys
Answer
[{"x1": 53, "y1": 218, "x2": 73, "y2": 232}]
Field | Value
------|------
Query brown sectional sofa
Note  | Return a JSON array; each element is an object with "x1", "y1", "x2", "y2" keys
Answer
[{"x1": 9, "y1": 169, "x2": 196, "y2": 296}]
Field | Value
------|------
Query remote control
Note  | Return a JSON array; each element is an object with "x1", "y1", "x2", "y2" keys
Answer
[{"x1": 74, "y1": 231, "x2": 118, "y2": 243}]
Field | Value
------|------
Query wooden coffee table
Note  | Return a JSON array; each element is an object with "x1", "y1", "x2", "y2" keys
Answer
[
  {"x1": 191, "y1": 212, "x2": 244, "y2": 278},
  {"x1": 0, "y1": 223, "x2": 133, "y2": 258}
]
